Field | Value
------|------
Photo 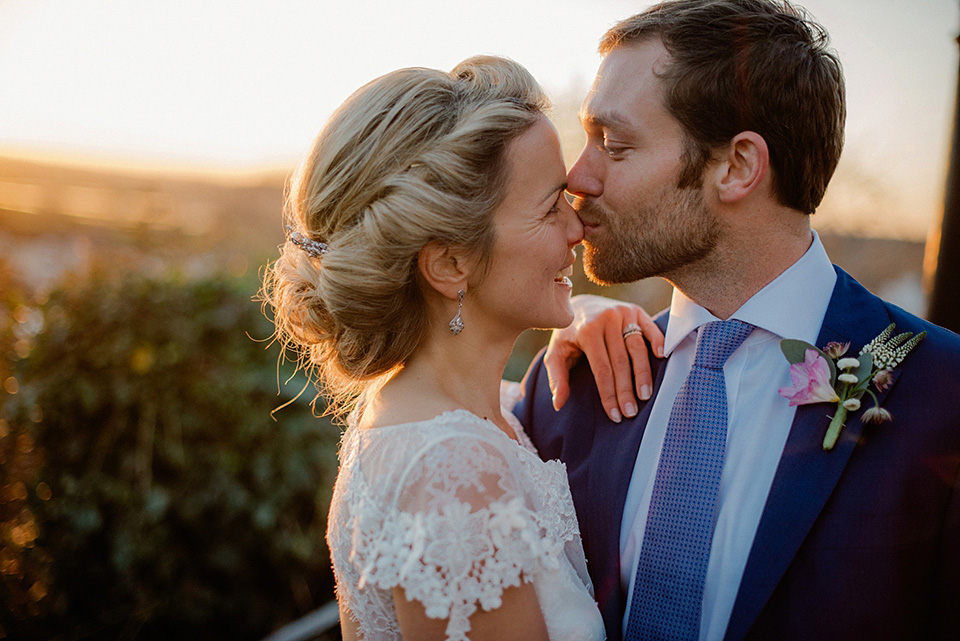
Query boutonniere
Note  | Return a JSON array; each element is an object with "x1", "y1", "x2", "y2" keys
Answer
[{"x1": 777, "y1": 323, "x2": 926, "y2": 450}]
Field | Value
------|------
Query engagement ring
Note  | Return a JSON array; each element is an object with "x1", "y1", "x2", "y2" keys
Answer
[{"x1": 622, "y1": 324, "x2": 643, "y2": 339}]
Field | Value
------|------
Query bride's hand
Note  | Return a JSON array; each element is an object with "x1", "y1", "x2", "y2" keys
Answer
[{"x1": 544, "y1": 294, "x2": 664, "y2": 423}]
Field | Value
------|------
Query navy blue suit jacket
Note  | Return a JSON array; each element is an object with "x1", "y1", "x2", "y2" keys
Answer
[{"x1": 514, "y1": 267, "x2": 960, "y2": 641}]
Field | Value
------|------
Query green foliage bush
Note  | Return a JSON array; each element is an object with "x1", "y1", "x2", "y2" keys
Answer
[{"x1": 0, "y1": 265, "x2": 340, "y2": 640}]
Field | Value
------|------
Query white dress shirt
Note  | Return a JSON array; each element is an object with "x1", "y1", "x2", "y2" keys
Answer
[{"x1": 620, "y1": 232, "x2": 837, "y2": 641}]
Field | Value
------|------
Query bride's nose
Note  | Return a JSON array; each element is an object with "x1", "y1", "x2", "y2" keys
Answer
[{"x1": 563, "y1": 197, "x2": 584, "y2": 245}]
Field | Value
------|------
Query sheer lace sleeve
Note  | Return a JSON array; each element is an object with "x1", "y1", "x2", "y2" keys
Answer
[{"x1": 352, "y1": 427, "x2": 563, "y2": 641}]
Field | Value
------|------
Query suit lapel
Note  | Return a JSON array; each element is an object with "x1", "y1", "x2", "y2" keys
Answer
[
  {"x1": 587, "y1": 314, "x2": 670, "y2": 640},
  {"x1": 589, "y1": 314, "x2": 671, "y2": 514},
  {"x1": 725, "y1": 267, "x2": 900, "y2": 641}
]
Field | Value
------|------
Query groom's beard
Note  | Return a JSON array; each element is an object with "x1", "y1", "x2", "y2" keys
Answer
[{"x1": 577, "y1": 184, "x2": 720, "y2": 285}]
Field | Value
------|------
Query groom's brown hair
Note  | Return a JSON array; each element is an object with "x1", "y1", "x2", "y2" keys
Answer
[{"x1": 601, "y1": 0, "x2": 845, "y2": 215}]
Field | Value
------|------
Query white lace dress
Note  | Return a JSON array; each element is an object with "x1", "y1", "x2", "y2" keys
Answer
[{"x1": 326, "y1": 405, "x2": 604, "y2": 641}]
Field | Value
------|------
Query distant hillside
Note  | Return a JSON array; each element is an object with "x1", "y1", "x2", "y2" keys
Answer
[
  {"x1": 0, "y1": 154, "x2": 931, "y2": 317},
  {"x1": 0, "y1": 155, "x2": 289, "y2": 254}
]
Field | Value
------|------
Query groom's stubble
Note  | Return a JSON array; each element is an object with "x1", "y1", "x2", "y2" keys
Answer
[{"x1": 577, "y1": 180, "x2": 721, "y2": 286}]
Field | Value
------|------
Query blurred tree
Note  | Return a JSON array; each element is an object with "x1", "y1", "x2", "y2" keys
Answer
[{"x1": 0, "y1": 264, "x2": 340, "y2": 640}]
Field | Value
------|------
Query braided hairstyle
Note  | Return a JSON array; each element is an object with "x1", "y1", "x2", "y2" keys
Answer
[{"x1": 261, "y1": 56, "x2": 549, "y2": 415}]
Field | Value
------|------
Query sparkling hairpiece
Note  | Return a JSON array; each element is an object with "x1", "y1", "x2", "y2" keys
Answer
[{"x1": 286, "y1": 226, "x2": 328, "y2": 258}]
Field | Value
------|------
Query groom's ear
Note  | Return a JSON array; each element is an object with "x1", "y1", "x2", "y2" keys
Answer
[
  {"x1": 711, "y1": 131, "x2": 769, "y2": 204},
  {"x1": 418, "y1": 241, "x2": 472, "y2": 300}
]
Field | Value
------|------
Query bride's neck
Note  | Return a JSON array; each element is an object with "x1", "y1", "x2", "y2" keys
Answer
[{"x1": 363, "y1": 323, "x2": 518, "y2": 429}]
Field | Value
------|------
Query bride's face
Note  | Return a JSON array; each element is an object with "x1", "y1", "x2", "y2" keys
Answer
[{"x1": 469, "y1": 116, "x2": 583, "y2": 334}]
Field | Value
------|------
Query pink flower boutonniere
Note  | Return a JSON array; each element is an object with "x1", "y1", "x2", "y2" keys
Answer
[{"x1": 778, "y1": 323, "x2": 925, "y2": 450}]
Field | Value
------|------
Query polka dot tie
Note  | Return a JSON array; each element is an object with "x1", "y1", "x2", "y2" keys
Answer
[{"x1": 625, "y1": 319, "x2": 755, "y2": 641}]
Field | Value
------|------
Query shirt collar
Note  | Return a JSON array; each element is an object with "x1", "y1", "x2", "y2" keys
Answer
[{"x1": 662, "y1": 231, "x2": 836, "y2": 356}]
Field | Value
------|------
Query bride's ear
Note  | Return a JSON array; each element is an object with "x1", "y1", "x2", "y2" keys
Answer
[{"x1": 418, "y1": 241, "x2": 472, "y2": 300}]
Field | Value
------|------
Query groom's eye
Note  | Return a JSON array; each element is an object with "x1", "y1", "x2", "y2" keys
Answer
[{"x1": 600, "y1": 143, "x2": 626, "y2": 157}]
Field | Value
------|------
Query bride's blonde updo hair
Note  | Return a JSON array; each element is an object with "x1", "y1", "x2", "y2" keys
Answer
[{"x1": 262, "y1": 55, "x2": 549, "y2": 413}]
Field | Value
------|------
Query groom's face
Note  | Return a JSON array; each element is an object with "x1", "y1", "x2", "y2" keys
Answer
[{"x1": 567, "y1": 38, "x2": 720, "y2": 285}]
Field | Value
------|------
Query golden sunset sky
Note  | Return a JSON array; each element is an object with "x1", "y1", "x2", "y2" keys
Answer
[{"x1": 0, "y1": 0, "x2": 957, "y2": 239}]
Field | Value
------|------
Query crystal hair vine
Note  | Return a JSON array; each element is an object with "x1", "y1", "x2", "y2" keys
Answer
[{"x1": 286, "y1": 226, "x2": 328, "y2": 258}]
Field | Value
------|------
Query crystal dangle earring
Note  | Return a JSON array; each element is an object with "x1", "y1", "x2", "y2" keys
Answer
[{"x1": 449, "y1": 289, "x2": 465, "y2": 335}]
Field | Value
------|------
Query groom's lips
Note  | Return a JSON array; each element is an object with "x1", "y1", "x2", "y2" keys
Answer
[
  {"x1": 576, "y1": 211, "x2": 595, "y2": 225},
  {"x1": 580, "y1": 218, "x2": 600, "y2": 236},
  {"x1": 575, "y1": 206, "x2": 598, "y2": 231},
  {"x1": 575, "y1": 200, "x2": 601, "y2": 236}
]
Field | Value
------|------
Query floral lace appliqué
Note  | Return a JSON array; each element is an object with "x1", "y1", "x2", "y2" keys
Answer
[{"x1": 327, "y1": 410, "x2": 598, "y2": 641}]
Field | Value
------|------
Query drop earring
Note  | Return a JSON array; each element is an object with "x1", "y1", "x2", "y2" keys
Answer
[{"x1": 449, "y1": 289, "x2": 465, "y2": 335}]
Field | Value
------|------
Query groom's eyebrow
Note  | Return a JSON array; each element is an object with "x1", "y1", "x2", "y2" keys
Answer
[{"x1": 580, "y1": 109, "x2": 633, "y2": 133}]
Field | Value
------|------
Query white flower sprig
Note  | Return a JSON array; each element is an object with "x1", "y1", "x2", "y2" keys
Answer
[
  {"x1": 859, "y1": 324, "x2": 926, "y2": 370},
  {"x1": 778, "y1": 323, "x2": 925, "y2": 450}
]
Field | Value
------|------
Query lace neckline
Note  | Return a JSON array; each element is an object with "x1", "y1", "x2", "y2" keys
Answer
[{"x1": 353, "y1": 408, "x2": 525, "y2": 446}]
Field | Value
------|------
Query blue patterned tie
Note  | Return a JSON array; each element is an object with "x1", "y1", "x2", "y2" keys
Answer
[{"x1": 625, "y1": 319, "x2": 755, "y2": 641}]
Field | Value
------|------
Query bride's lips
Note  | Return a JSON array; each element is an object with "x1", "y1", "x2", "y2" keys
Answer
[{"x1": 553, "y1": 251, "x2": 577, "y2": 287}]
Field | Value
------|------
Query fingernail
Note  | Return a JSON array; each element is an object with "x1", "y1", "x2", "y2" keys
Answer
[
  {"x1": 640, "y1": 385, "x2": 651, "y2": 400},
  {"x1": 552, "y1": 393, "x2": 559, "y2": 411},
  {"x1": 656, "y1": 346, "x2": 664, "y2": 358},
  {"x1": 609, "y1": 408, "x2": 622, "y2": 423},
  {"x1": 624, "y1": 402, "x2": 637, "y2": 418}
]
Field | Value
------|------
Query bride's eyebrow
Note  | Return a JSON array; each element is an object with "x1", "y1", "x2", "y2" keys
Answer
[{"x1": 539, "y1": 182, "x2": 568, "y2": 206}]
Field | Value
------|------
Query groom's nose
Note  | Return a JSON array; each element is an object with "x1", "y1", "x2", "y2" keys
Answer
[{"x1": 566, "y1": 146, "x2": 602, "y2": 200}]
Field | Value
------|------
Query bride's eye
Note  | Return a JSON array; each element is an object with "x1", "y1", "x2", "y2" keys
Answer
[{"x1": 546, "y1": 193, "x2": 563, "y2": 216}]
